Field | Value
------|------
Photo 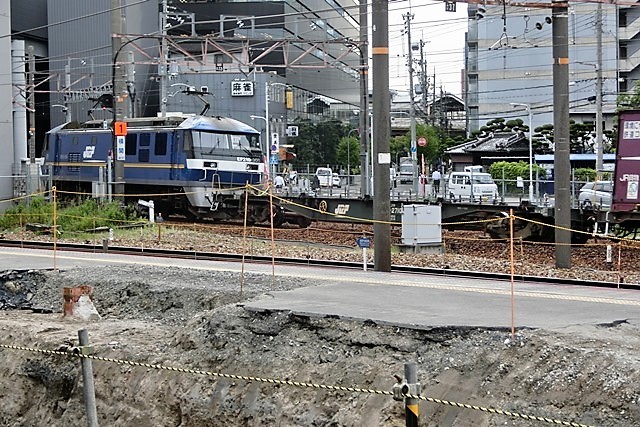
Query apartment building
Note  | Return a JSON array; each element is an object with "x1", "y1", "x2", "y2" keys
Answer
[{"x1": 465, "y1": 3, "x2": 619, "y2": 133}]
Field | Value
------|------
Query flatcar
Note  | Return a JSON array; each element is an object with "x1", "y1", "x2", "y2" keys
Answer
[{"x1": 43, "y1": 114, "x2": 279, "y2": 223}]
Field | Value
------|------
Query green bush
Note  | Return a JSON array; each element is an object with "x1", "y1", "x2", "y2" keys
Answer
[
  {"x1": 0, "y1": 198, "x2": 143, "y2": 232},
  {"x1": 489, "y1": 161, "x2": 547, "y2": 181}
]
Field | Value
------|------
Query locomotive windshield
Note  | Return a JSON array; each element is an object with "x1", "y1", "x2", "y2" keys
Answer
[{"x1": 191, "y1": 130, "x2": 260, "y2": 158}]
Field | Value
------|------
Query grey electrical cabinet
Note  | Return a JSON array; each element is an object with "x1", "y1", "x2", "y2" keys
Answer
[{"x1": 401, "y1": 204, "x2": 442, "y2": 246}]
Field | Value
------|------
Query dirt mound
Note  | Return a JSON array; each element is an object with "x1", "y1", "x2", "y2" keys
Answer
[{"x1": 0, "y1": 267, "x2": 638, "y2": 426}]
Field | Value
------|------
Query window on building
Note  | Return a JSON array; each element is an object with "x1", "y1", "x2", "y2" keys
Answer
[
  {"x1": 620, "y1": 43, "x2": 628, "y2": 59},
  {"x1": 619, "y1": 10, "x2": 627, "y2": 27}
]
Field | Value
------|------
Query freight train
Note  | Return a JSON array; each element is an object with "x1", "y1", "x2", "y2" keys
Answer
[
  {"x1": 43, "y1": 111, "x2": 640, "y2": 239},
  {"x1": 43, "y1": 114, "x2": 287, "y2": 224}
]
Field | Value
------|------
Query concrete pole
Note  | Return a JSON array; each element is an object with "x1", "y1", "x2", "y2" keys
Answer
[
  {"x1": 11, "y1": 39, "x2": 27, "y2": 165},
  {"x1": 527, "y1": 106, "x2": 533, "y2": 203},
  {"x1": 404, "y1": 13, "x2": 418, "y2": 196},
  {"x1": 159, "y1": 0, "x2": 168, "y2": 117},
  {"x1": 265, "y1": 81, "x2": 272, "y2": 181},
  {"x1": 64, "y1": 64, "x2": 73, "y2": 122},
  {"x1": 111, "y1": 0, "x2": 126, "y2": 198},
  {"x1": 78, "y1": 329, "x2": 98, "y2": 427},
  {"x1": 552, "y1": 0, "x2": 571, "y2": 268},
  {"x1": 359, "y1": 0, "x2": 370, "y2": 197},
  {"x1": 372, "y1": 0, "x2": 391, "y2": 272},
  {"x1": 595, "y1": 2, "x2": 603, "y2": 179},
  {"x1": 27, "y1": 45, "x2": 35, "y2": 164}
]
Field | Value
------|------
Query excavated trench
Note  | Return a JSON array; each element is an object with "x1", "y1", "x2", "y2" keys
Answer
[{"x1": 0, "y1": 267, "x2": 638, "y2": 426}]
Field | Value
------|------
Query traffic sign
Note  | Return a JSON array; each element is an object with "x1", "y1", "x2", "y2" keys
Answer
[
  {"x1": 270, "y1": 133, "x2": 279, "y2": 153},
  {"x1": 418, "y1": 137, "x2": 427, "y2": 147},
  {"x1": 356, "y1": 237, "x2": 371, "y2": 248},
  {"x1": 269, "y1": 154, "x2": 279, "y2": 165}
]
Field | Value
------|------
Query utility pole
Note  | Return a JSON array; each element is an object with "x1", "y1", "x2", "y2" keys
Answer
[
  {"x1": 64, "y1": 63, "x2": 72, "y2": 122},
  {"x1": 26, "y1": 44, "x2": 39, "y2": 205},
  {"x1": 372, "y1": 0, "x2": 391, "y2": 272},
  {"x1": 27, "y1": 45, "x2": 35, "y2": 165},
  {"x1": 432, "y1": 71, "x2": 437, "y2": 126},
  {"x1": 595, "y1": 2, "x2": 603, "y2": 180},
  {"x1": 111, "y1": 0, "x2": 127, "y2": 199},
  {"x1": 552, "y1": 0, "x2": 571, "y2": 268},
  {"x1": 404, "y1": 13, "x2": 418, "y2": 196},
  {"x1": 159, "y1": 0, "x2": 168, "y2": 117},
  {"x1": 359, "y1": 0, "x2": 370, "y2": 197},
  {"x1": 419, "y1": 40, "x2": 427, "y2": 115}
]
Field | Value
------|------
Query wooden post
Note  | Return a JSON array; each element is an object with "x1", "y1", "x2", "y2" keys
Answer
[
  {"x1": 509, "y1": 209, "x2": 515, "y2": 339},
  {"x1": 53, "y1": 186, "x2": 57, "y2": 271},
  {"x1": 241, "y1": 183, "x2": 249, "y2": 299},
  {"x1": 269, "y1": 184, "x2": 275, "y2": 289}
]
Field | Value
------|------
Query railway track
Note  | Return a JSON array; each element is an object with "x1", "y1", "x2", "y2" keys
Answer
[{"x1": 1, "y1": 238, "x2": 636, "y2": 291}]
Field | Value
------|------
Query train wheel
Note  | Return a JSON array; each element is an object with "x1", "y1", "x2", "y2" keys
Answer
[
  {"x1": 296, "y1": 216, "x2": 312, "y2": 228},
  {"x1": 272, "y1": 206, "x2": 285, "y2": 228}
]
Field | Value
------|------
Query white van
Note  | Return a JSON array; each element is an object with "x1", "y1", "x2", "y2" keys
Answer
[{"x1": 447, "y1": 169, "x2": 498, "y2": 201}]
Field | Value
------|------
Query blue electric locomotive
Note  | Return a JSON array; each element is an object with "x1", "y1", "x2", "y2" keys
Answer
[{"x1": 44, "y1": 114, "x2": 272, "y2": 221}]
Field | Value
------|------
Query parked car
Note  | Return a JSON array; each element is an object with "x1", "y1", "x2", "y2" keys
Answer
[
  {"x1": 332, "y1": 173, "x2": 341, "y2": 188},
  {"x1": 314, "y1": 167, "x2": 333, "y2": 187},
  {"x1": 578, "y1": 181, "x2": 613, "y2": 208}
]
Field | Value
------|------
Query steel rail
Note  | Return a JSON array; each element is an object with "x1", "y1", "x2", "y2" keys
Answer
[{"x1": 0, "y1": 239, "x2": 633, "y2": 290}]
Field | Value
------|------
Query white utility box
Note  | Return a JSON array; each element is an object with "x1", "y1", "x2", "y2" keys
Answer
[{"x1": 400, "y1": 204, "x2": 442, "y2": 253}]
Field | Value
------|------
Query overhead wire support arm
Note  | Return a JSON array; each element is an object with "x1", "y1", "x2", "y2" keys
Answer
[{"x1": 116, "y1": 34, "x2": 366, "y2": 70}]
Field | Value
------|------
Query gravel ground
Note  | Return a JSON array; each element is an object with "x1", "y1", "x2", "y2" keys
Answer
[
  {"x1": 3, "y1": 222, "x2": 639, "y2": 285},
  {"x1": 0, "y1": 225, "x2": 639, "y2": 426}
]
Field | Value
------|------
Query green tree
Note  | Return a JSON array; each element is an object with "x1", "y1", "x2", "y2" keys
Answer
[
  {"x1": 337, "y1": 135, "x2": 360, "y2": 172},
  {"x1": 617, "y1": 80, "x2": 640, "y2": 110},
  {"x1": 288, "y1": 119, "x2": 346, "y2": 169},
  {"x1": 391, "y1": 123, "x2": 442, "y2": 169}
]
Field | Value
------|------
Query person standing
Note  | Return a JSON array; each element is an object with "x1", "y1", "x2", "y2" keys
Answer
[{"x1": 431, "y1": 169, "x2": 441, "y2": 194}]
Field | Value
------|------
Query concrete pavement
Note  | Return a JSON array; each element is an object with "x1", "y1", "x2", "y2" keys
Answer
[{"x1": 1, "y1": 246, "x2": 638, "y2": 331}]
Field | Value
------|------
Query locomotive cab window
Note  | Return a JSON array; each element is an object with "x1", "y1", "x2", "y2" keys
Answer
[
  {"x1": 125, "y1": 134, "x2": 137, "y2": 155},
  {"x1": 155, "y1": 133, "x2": 167, "y2": 156}
]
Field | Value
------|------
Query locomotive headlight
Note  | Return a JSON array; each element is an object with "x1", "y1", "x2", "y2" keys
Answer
[{"x1": 246, "y1": 164, "x2": 259, "y2": 171}]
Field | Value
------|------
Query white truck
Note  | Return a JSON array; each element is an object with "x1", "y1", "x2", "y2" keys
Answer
[
  {"x1": 447, "y1": 166, "x2": 498, "y2": 201},
  {"x1": 398, "y1": 157, "x2": 414, "y2": 184}
]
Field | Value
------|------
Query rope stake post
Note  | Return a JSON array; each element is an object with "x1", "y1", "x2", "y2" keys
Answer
[
  {"x1": 269, "y1": 183, "x2": 276, "y2": 289},
  {"x1": 77, "y1": 329, "x2": 98, "y2": 427},
  {"x1": 509, "y1": 209, "x2": 515, "y2": 340},
  {"x1": 404, "y1": 362, "x2": 420, "y2": 427},
  {"x1": 241, "y1": 183, "x2": 250, "y2": 299},
  {"x1": 53, "y1": 186, "x2": 57, "y2": 271}
]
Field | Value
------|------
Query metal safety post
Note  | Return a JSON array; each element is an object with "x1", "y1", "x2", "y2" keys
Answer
[
  {"x1": 77, "y1": 329, "x2": 98, "y2": 427},
  {"x1": 392, "y1": 362, "x2": 420, "y2": 426},
  {"x1": 404, "y1": 362, "x2": 419, "y2": 426}
]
